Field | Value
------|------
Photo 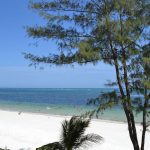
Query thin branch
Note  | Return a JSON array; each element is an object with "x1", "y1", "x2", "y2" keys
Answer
[{"x1": 37, "y1": 8, "x2": 99, "y2": 14}]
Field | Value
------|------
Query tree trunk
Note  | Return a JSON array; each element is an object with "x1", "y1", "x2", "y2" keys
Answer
[
  {"x1": 122, "y1": 51, "x2": 140, "y2": 150},
  {"x1": 114, "y1": 59, "x2": 139, "y2": 150},
  {"x1": 111, "y1": 48, "x2": 139, "y2": 150},
  {"x1": 141, "y1": 88, "x2": 148, "y2": 150}
]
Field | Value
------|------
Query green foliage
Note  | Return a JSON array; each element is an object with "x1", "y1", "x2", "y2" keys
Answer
[
  {"x1": 25, "y1": 0, "x2": 149, "y2": 66},
  {"x1": 87, "y1": 90, "x2": 120, "y2": 117}
]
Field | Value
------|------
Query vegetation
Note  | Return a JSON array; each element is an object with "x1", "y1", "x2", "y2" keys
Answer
[
  {"x1": 25, "y1": 0, "x2": 150, "y2": 150},
  {"x1": 36, "y1": 116, "x2": 102, "y2": 150},
  {"x1": 36, "y1": 142, "x2": 63, "y2": 150},
  {"x1": 0, "y1": 148, "x2": 9, "y2": 150}
]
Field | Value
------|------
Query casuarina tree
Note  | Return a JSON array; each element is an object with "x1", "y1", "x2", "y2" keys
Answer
[{"x1": 24, "y1": 0, "x2": 150, "y2": 150}]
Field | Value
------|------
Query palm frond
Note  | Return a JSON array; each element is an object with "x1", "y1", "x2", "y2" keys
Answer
[
  {"x1": 74, "y1": 134, "x2": 103, "y2": 149},
  {"x1": 60, "y1": 116, "x2": 102, "y2": 150}
]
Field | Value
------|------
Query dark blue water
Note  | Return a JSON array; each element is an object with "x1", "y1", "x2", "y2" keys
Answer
[
  {"x1": 0, "y1": 88, "x2": 143, "y2": 122},
  {"x1": 0, "y1": 88, "x2": 114, "y2": 105}
]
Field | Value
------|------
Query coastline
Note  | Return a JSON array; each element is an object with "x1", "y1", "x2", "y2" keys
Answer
[
  {"x1": 0, "y1": 108, "x2": 140, "y2": 125},
  {"x1": 0, "y1": 88, "x2": 145, "y2": 123},
  {"x1": 0, "y1": 109, "x2": 149, "y2": 150}
]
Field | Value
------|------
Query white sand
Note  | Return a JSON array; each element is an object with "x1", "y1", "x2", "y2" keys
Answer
[{"x1": 0, "y1": 110, "x2": 149, "y2": 150}]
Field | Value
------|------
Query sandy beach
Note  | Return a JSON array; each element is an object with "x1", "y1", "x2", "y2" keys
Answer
[{"x1": 0, "y1": 110, "x2": 149, "y2": 150}]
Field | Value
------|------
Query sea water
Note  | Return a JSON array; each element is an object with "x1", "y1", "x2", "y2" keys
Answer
[{"x1": 0, "y1": 88, "x2": 144, "y2": 122}]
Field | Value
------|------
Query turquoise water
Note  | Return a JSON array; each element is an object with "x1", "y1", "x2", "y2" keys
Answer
[{"x1": 0, "y1": 88, "x2": 144, "y2": 122}]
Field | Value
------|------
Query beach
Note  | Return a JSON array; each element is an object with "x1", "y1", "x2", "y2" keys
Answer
[{"x1": 0, "y1": 110, "x2": 149, "y2": 150}]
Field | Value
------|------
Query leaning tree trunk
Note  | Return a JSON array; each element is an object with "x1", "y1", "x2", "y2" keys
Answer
[
  {"x1": 141, "y1": 87, "x2": 148, "y2": 150},
  {"x1": 112, "y1": 49, "x2": 140, "y2": 150},
  {"x1": 114, "y1": 58, "x2": 139, "y2": 150},
  {"x1": 122, "y1": 51, "x2": 140, "y2": 150}
]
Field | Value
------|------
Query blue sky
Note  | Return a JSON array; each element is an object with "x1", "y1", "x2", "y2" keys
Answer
[{"x1": 0, "y1": 0, "x2": 115, "y2": 88}]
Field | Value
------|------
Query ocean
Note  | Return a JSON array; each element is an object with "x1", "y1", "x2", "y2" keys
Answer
[{"x1": 0, "y1": 88, "x2": 144, "y2": 122}]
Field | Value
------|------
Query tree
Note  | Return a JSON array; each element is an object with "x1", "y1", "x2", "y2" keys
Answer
[
  {"x1": 36, "y1": 116, "x2": 102, "y2": 150},
  {"x1": 24, "y1": 0, "x2": 150, "y2": 149}
]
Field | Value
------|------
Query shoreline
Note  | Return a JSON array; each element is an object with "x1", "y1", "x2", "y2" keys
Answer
[{"x1": 0, "y1": 108, "x2": 141, "y2": 125}]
